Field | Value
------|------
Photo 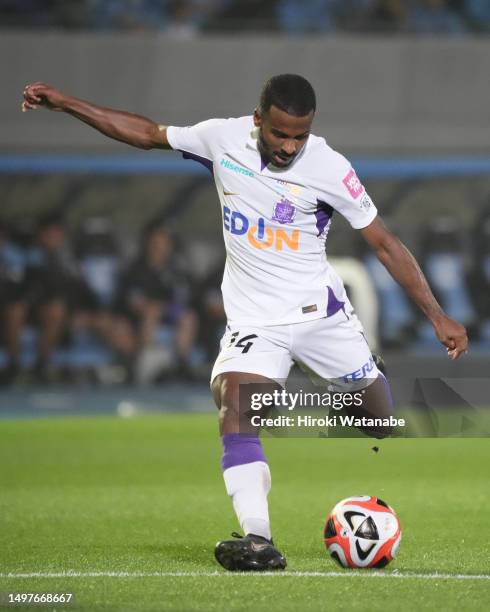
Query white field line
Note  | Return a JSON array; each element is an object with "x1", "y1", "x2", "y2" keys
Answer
[{"x1": 0, "y1": 571, "x2": 489, "y2": 581}]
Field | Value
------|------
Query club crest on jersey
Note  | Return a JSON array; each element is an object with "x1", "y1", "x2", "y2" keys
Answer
[{"x1": 272, "y1": 198, "x2": 296, "y2": 224}]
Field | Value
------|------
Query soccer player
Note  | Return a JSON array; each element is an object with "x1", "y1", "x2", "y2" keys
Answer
[{"x1": 22, "y1": 75, "x2": 468, "y2": 571}]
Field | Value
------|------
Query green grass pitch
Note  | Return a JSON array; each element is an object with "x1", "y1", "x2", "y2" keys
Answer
[{"x1": 0, "y1": 414, "x2": 489, "y2": 611}]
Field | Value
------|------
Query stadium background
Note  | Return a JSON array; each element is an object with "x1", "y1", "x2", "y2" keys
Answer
[
  {"x1": 0, "y1": 3, "x2": 489, "y2": 611},
  {"x1": 2, "y1": 2, "x2": 490, "y2": 400}
]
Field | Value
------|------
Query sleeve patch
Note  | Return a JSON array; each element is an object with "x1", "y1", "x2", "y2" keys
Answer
[
  {"x1": 360, "y1": 194, "x2": 373, "y2": 211},
  {"x1": 342, "y1": 168, "x2": 364, "y2": 200}
]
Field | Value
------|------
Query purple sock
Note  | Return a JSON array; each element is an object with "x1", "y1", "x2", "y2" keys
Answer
[{"x1": 221, "y1": 434, "x2": 267, "y2": 471}]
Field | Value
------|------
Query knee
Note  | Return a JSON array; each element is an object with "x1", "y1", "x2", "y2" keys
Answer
[
  {"x1": 218, "y1": 402, "x2": 241, "y2": 433},
  {"x1": 212, "y1": 374, "x2": 239, "y2": 429}
]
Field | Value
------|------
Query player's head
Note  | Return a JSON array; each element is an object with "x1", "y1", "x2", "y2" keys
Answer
[{"x1": 254, "y1": 74, "x2": 316, "y2": 169}]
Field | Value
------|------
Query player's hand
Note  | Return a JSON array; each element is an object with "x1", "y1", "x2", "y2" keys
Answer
[
  {"x1": 22, "y1": 82, "x2": 66, "y2": 113},
  {"x1": 432, "y1": 315, "x2": 468, "y2": 360}
]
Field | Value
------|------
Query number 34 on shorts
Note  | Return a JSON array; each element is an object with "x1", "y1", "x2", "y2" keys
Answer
[
  {"x1": 226, "y1": 331, "x2": 258, "y2": 353},
  {"x1": 211, "y1": 324, "x2": 292, "y2": 383}
]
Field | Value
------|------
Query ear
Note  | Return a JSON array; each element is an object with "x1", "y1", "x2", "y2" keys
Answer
[{"x1": 253, "y1": 108, "x2": 262, "y2": 128}]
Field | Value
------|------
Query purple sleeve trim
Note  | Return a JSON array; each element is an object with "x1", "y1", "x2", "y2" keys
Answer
[
  {"x1": 180, "y1": 150, "x2": 214, "y2": 175},
  {"x1": 315, "y1": 199, "x2": 334, "y2": 236}
]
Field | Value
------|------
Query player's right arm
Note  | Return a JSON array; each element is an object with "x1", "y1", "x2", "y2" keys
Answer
[{"x1": 22, "y1": 82, "x2": 171, "y2": 150}]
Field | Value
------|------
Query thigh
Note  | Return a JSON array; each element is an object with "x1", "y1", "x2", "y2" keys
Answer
[
  {"x1": 292, "y1": 313, "x2": 379, "y2": 390},
  {"x1": 211, "y1": 324, "x2": 293, "y2": 386}
]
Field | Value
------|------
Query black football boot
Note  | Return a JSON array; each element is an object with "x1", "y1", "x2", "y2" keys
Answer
[{"x1": 214, "y1": 532, "x2": 287, "y2": 571}]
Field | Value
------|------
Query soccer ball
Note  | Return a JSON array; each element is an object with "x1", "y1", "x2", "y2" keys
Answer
[{"x1": 324, "y1": 495, "x2": 401, "y2": 568}]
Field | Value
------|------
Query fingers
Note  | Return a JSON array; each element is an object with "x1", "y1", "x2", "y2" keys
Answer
[
  {"x1": 23, "y1": 87, "x2": 42, "y2": 103},
  {"x1": 23, "y1": 83, "x2": 45, "y2": 107},
  {"x1": 447, "y1": 347, "x2": 466, "y2": 360},
  {"x1": 445, "y1": 336, "x2": 468, "y2": 360},
  {"x1": 21, "y1": 100, "x2": 38, "y2": 112},
  {"x1": 22, "y1": 83, "x2": 46, "y2": 112},
  {"x1": 434, "y1": 317, "x2": 468, "y2": 361}
]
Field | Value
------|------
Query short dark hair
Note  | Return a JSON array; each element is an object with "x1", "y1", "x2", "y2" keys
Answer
[{"x1": 259, "y1": 74, "x2": 316, "y2": 117}]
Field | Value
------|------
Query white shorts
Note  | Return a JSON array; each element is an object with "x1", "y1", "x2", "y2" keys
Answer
[{"x1": 211, "y1": 309, "x2": 379, "y2": 389}]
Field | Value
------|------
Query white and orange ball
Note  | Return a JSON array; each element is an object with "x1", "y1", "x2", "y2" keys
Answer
[{"x1": 324, "y1": 495, "x2": 401, "y2": 568}]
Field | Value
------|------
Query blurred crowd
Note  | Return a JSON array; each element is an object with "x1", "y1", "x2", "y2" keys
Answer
[
  {"x1": 1, "y1": 0, "x2": 489, "y2": 35},
  {"x1": 362, "y1": 210, "x2": 490, "y2": 350},
  {"x1": 0, "y1": 215, "x2": 226, "y2": 385},
  {"x1": 1, "y1": 206, "x2": 490, "y2": 386}
]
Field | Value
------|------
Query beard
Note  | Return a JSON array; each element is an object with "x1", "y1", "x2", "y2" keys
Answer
[{"x1": 258, "y1": 133, "x2": 295, "y2": 169}]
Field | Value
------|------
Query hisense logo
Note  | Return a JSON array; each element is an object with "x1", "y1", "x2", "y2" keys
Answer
[{"x1": 220, "y1": 158, "x2": 254, "y2": 177}]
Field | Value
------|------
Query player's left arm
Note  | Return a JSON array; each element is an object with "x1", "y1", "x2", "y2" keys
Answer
[{"x1": 361, "y1": 216, "x2": 468, "y2": 360}]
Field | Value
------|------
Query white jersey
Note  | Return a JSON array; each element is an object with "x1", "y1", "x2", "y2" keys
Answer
[{"x1": 166, "y1": 116, "x2": 377, "y2": 326}]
